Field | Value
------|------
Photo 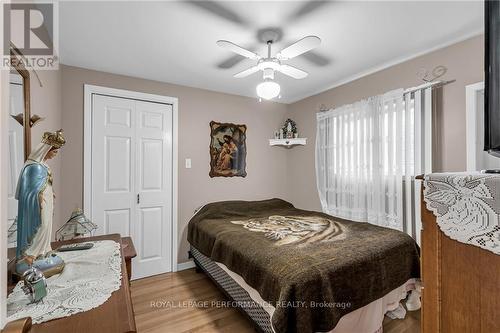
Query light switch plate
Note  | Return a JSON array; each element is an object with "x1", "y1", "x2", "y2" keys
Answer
[{"x1": 185, "y1": 158, "x2": 192, "y2": 169}]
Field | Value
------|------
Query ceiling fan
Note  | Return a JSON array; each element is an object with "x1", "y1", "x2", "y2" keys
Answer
[{"x1": 216, "y1": 34, "x2": 321, "y2": 100}]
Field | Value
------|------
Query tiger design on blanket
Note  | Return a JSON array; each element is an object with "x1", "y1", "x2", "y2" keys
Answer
[{"x1": 231, "y1": 215, "x2": 346, "y2": 246}]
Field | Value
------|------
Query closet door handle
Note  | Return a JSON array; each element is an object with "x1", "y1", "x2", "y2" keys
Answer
[{"x1": 137, "y1": 194, "x2": 140, "y2": 204}]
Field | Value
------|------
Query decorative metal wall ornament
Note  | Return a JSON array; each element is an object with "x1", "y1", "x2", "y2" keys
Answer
[
  {"x1": 209, "y1": 121, "x2": 247, "y2": 178},
  {"x1": 417, "y1": 65, "x2": 448, "y2": 83},
  {"x1": 318, "y1": 103, "x2": 329, "y2": 112}
]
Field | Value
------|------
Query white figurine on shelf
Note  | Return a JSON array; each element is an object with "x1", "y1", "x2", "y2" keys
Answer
[{"x1": 286, "y1": 121, "x2": 294, "y2": 138}]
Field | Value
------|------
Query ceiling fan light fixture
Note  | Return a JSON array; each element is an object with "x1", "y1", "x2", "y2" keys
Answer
[
  {"x1": 257, "y1": 59, "x2": 281, "y2": 71},
  {"x1": 217, "y1": 34, "x2": 320, "y2": 101},
  {"x1": 256, "y1": 80, "x2": 281, "y2": 100},
  {"x1": 262, "y1": 68, "x2": 275, "y2": 80}
]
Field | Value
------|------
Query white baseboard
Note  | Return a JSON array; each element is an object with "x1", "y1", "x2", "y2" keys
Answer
[{"x1": 177, "y1": 260, "x2": 196, "y2": 271}]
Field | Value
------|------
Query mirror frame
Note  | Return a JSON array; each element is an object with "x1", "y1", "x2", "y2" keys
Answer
[{"x1": 10, "y1": 45, "x2": 31, "y2": 161}]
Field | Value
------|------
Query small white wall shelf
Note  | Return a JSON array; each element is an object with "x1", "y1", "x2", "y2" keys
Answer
[{"x1": 269, "y1": 138, "x2": 307, "y2": 148}]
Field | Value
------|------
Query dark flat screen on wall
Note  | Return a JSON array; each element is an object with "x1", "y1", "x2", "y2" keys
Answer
[{"x1": 485, "y1": 0, "x2": 500, "y2": 156}]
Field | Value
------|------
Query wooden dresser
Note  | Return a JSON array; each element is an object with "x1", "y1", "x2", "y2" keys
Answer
[
  {"x1": 5, "y1": 234, "x2": 136, "y2": 333},
  {"x1": 421, "y1": 194, "x2": 500, "y2": 332}
]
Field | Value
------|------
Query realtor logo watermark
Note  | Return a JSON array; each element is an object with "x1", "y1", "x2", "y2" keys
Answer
[{"x1": 2, "y1": 2, "x2": 59, "y2": 70}]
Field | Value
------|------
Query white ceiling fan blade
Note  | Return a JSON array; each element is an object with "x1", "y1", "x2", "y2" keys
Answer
[
  {"x1": 278, "y1": 64, "x2": 308, "y2": 79},
  {"x1": 277, "y1": 36, "x2": 321, "y2": 60},
  {"x1": 217, "y1": 40, "x2": 260, "y2": 59},
  {"x1": 234, "y1": 66, "x2": 260, "y2": 78}
]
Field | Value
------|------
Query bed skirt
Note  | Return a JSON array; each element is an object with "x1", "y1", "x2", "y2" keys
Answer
[{"x1": 189, "y1": 245, "x2": 420, "y2": 333}]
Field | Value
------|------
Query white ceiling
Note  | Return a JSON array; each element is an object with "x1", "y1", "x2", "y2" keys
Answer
[{"x1": 59, "y1": 1, "x2": 483, "y2": 104}]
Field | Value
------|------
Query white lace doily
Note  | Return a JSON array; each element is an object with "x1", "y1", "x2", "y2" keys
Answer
[
  {"x1": 423, "y1": 173, "x2": 500, "y2": 255},
  {"x1": 7, "y1": 240, "x2": 122, "y2": 324}
]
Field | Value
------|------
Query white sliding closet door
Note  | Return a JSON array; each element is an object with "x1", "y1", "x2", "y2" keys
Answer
[{"x1": 92, "y1": 94, "x2": 173, "y2": 279}]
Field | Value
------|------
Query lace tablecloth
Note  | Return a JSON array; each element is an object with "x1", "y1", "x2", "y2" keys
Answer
[
  {"x1": 7, "y1": 240, "x2": 122, "y2": 324},
  {"x1": 423, "y1": 173, "x2": 500, "y2": 255}
]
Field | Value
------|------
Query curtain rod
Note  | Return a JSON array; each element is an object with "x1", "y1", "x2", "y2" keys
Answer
[
  {"x1": 403, "y1": 79, "x2": 455, "y2": 95},
  {"x1": 319, "y1": 79, "x2": 455, "y2": 112}
]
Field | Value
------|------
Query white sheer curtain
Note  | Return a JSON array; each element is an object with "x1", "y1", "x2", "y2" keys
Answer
[{"x1": 316, "y1": 87, "x2": 432, "y2": 240}]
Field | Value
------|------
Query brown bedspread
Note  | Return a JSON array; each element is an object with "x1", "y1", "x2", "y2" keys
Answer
[{"x1": 188, "y1": 198, "x2": 420, "y2": 333}]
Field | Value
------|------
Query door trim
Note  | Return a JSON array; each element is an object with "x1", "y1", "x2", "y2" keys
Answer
[{"x1": 83, "y1": 84, "x2": 179, "y2": 273}]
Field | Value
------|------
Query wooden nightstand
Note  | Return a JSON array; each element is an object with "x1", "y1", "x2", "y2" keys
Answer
[
  {"x1": 6, "y1": 234, "x2": 137, "y2": 333},
  {"x1": 121, "y1": 236, "x2": 137, "y2": 281}
]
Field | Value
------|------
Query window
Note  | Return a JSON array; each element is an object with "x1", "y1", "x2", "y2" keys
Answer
[{"x1": 316, "y1": 88, "x2": 432, "y2": 242}]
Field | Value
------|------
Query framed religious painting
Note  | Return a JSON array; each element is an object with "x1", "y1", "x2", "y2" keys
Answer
[{"x1": 209, "y1": 121, "x2": 247, "y2": 177}]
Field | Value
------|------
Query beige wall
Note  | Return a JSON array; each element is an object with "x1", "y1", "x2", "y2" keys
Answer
[
  {"x1": 286, "y1": 35, "x2": 484, "y2": 212},
  {"x1": 59, "y1": 65, "x2": 289, "y2": 264}
]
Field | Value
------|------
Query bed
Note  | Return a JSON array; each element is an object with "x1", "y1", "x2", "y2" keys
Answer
[{"x1": 187, "y1": 198, "x2": 421, "y2": 333}]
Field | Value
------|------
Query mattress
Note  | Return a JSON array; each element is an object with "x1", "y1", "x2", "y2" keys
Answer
[{"x1": 190, "y1": 245, "x2": 419, "y2": 333}]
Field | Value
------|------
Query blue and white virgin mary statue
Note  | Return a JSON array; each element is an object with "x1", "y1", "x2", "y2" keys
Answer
[{"x1": 15, "y1": 129, "x2": 66, "y2": 278}]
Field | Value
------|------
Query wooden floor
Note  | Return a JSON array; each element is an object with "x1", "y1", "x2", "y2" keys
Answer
[{"x1": 131, "y1": 268, "x2": 420, "y2": 333}]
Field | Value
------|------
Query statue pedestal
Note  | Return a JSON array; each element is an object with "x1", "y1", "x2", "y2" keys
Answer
[{"x1": 15, "y1": 254, "x2": 65, "y2": 279}]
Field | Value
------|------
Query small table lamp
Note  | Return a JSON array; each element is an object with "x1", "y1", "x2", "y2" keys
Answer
[
  {"x1": 8, "y1": 218, "x2": 17, "y2": 244},
  {"x1": 55, "y1": 208, "x2": 98, "y2": 241}
]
